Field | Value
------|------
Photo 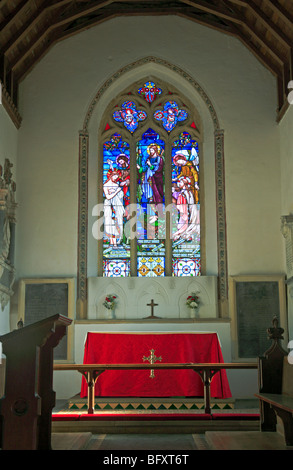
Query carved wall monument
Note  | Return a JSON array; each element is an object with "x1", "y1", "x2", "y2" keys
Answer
[
  {"x1": 281, "y1": 215, "x2": 293, "y2": 339},
  {"x1": 0, "y1": 158, "x2": 17, "y2": 310},
  {"x1": 281, "y1": 215, "x2": 293, "y2": 281}
]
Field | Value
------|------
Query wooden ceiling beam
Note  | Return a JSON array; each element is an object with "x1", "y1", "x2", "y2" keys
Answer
[
  {"x1": 13, "y1": 26, "x2": 63, "y2": 83},
  {"x1": 226, "y1": 0, "x2": 292, "y2": 50},
  {"x1": 0, "y1": 0, "x2": 31, "y2": 32},
  {"x1": 230, "y1": 24, "x2": 281, "y2": 77},
  {"x1": 13, "y1": 3, "x2": 236, "y2": 82},
  {"x1": 239, "y1": 0, "x2": 292, "y2": 49},
  {"x1": 231, "y1": 7, "x2": 290, "y2": 66},
  {"x1": 1, "y1": 0, "x2": 291, "y2": 121},
  {"x1": 0, "y1": 0, "x2": 73, "y2": 54},
  {"x1": 179, "y1": 0, "x2": 242, "y2": 23},
  {"x1": 265, "y1": 0, "x2": 293, "y2": 29},
  {"x1": 8, "y1": 0, "x2": 288, "y2": 76},
  {"x1": 14, "y1": 11, "x2": 116, "y2": 82},
  {"x1": 177, "y1": 10, "x2": 235, "y2": 36},
  {"x1": 6, "y1": 1, "x2": 116, "y2": 72},
  {"x1": 231, "y1": 23, "x2": 287, "y2": 113},
  {"x1": 183, "y1": 0, "x2": 288, "y2": 66}
]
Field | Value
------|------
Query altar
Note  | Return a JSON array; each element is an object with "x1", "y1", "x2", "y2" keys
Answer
[{"x1": 80, "y1": 332, "x2": 232, "y2": 398}]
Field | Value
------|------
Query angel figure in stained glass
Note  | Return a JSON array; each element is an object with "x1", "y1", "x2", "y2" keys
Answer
[
  {"x1": 172, "y1": 150, "x2": 199, "y2": 204},
  {"x1": 172, "y1": 176, "x2": 199, "y2": 241}
]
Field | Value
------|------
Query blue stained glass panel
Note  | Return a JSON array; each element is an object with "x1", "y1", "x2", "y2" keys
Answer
[
  {"x1": 113, "y1": 101, "x2": 147, "y2": 133},
  {"x1": 154, "y1": 101, "x2": 188, "y2": 132}
]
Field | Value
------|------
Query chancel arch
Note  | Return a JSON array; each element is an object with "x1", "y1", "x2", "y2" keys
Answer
[{"x1": 77, "y1": 57, "x2": 227, "y2": 320}]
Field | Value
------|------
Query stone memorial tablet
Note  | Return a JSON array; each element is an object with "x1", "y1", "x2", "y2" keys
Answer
[
  {"x1": 229, "y1": 275, "x2": 287, "y2": 360},
  {"x1": 18, "y1": 279, "x2": 74, "y2": 361}
]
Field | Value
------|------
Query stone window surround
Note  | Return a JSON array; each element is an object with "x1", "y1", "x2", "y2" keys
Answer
[{"x1": 76, "y1": 57, "x2": 227, "y2": 319}]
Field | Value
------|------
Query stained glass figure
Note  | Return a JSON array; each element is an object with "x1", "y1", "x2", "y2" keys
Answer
[
  {"x1": 171, "y1": 133, "x2": 200, "y2": 276},
  {"x1": 136, "y1": 129, "x2": 165, "y2": 276},
  {"x1": 103, "y1": 134, "x2": 131, "y2": 277},
  {"x1": 154, "y1": 101, "x2": 188, "y2": 132},
  {"x1": 138, "y1": 81, "x2": 162, "y2": 103},
  {"x1": 113, "y1": 101, "x2": 147, "y2": 133}
]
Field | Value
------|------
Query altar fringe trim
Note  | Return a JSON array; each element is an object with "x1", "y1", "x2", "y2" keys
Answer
[
  {"x1": 52, "y1": 412, "x2": 260, "y2": 421},
  {"x1": 67, "y1": 401, "x2": 235, "y2": 412}
]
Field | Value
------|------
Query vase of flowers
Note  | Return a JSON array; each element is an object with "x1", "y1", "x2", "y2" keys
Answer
[
  {"x1": 186, "y1": 292, "x2": 200, "y2": 318},
  {"x1": 103, "y1": 294, "x2": 117, "y2": 319}
]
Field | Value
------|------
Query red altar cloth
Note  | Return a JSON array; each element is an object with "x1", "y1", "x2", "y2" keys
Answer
[{"x1": 80, "y1": 332, "x2": 232, "y2": 398}]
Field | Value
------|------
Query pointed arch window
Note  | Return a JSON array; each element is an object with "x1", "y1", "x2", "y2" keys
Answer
[{"x1": 98, "y1": 79, "x2": 202, "y2": 278}]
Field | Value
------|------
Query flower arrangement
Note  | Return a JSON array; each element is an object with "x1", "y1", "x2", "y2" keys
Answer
[
  {"x1": 186, "y1": 292, "x2": 199, "y2": 309},
  {"x1": 103, "y1": 294, "x2": 117, "y2": 310}
]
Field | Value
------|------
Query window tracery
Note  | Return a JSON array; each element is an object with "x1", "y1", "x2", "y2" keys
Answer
[{"x1": 99, "y1": 79, "x2": 202, "y2": 278}]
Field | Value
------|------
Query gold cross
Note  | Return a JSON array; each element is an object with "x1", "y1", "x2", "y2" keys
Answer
[{"x1": 142, "y1": 348, "x2": 162, "y2": 378}]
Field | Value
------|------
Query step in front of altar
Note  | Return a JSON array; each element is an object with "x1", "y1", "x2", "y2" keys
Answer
[{"x1": 67, "y1": 395, "x2": 235, "y2": 413}]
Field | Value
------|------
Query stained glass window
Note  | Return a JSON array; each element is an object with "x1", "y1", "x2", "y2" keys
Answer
[{"x1": 100, "y1": 81, "x2": 201, "y2": 277}]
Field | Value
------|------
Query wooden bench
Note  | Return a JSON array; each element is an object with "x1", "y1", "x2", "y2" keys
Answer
[{"x1": 255, "y1": 317, "x2": 293, "y2": 446}]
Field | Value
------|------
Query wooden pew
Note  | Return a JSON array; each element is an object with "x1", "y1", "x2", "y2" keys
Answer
[
  {"x1": 0, "y1": 314, "x2": 72, "y2": 450},
  {"x1": 255, "y1": 316, "x2": 293, "y2": 446}
]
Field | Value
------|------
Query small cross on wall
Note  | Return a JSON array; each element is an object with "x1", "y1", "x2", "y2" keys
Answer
[{"x1": 144, "y1": 299, "x2": 161, "y2": 319}]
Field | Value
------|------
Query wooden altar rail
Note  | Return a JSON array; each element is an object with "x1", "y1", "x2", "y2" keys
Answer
[{"x1": 54, "y1": 362, "x2": 258, "y2": 415}]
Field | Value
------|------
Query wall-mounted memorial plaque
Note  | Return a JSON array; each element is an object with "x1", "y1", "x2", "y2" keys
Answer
[
  {"x1": 18, "y1": 278, "x2": 75, "y2": 362},
  {"x1": 229, "y1": 275, "x2": 287, "y2": 361}
]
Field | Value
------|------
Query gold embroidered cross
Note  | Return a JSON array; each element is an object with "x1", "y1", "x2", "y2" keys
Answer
[{"x1": 142, "y1": 349, "x2": 162, "y2": 378}]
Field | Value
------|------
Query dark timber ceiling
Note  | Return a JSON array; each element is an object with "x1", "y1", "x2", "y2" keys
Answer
[{"x1": 0, "y1": 0, "x2": 292, "y2": 127}]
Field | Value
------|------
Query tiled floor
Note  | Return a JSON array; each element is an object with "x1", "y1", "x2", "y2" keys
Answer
[
  {"x1": 51, "y1": 432, "x2": 209, "y2": 450},
  {"x1": 52, "y1": 397, "x2": 291, "y2": 451},
  {"x1": 51, "y1": 430, "x2": 293, "y2": 451}
]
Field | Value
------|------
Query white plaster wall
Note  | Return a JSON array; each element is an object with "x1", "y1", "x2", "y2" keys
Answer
[
  {"x1": 17, "y1": 16, "x2": 283, "y2": 281},
  {"x1": 87, "y1": 276, "x2": 218, "y2": 320},
  {"x1": 280, "y1": 105, "x2": 293, "y2": 216},
  {"x1": 0, "y1": 106, "x2": 18, "y2": 335},
  {"x1": 279, "y1": 105, "x2": 293, "y2": 341}
]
